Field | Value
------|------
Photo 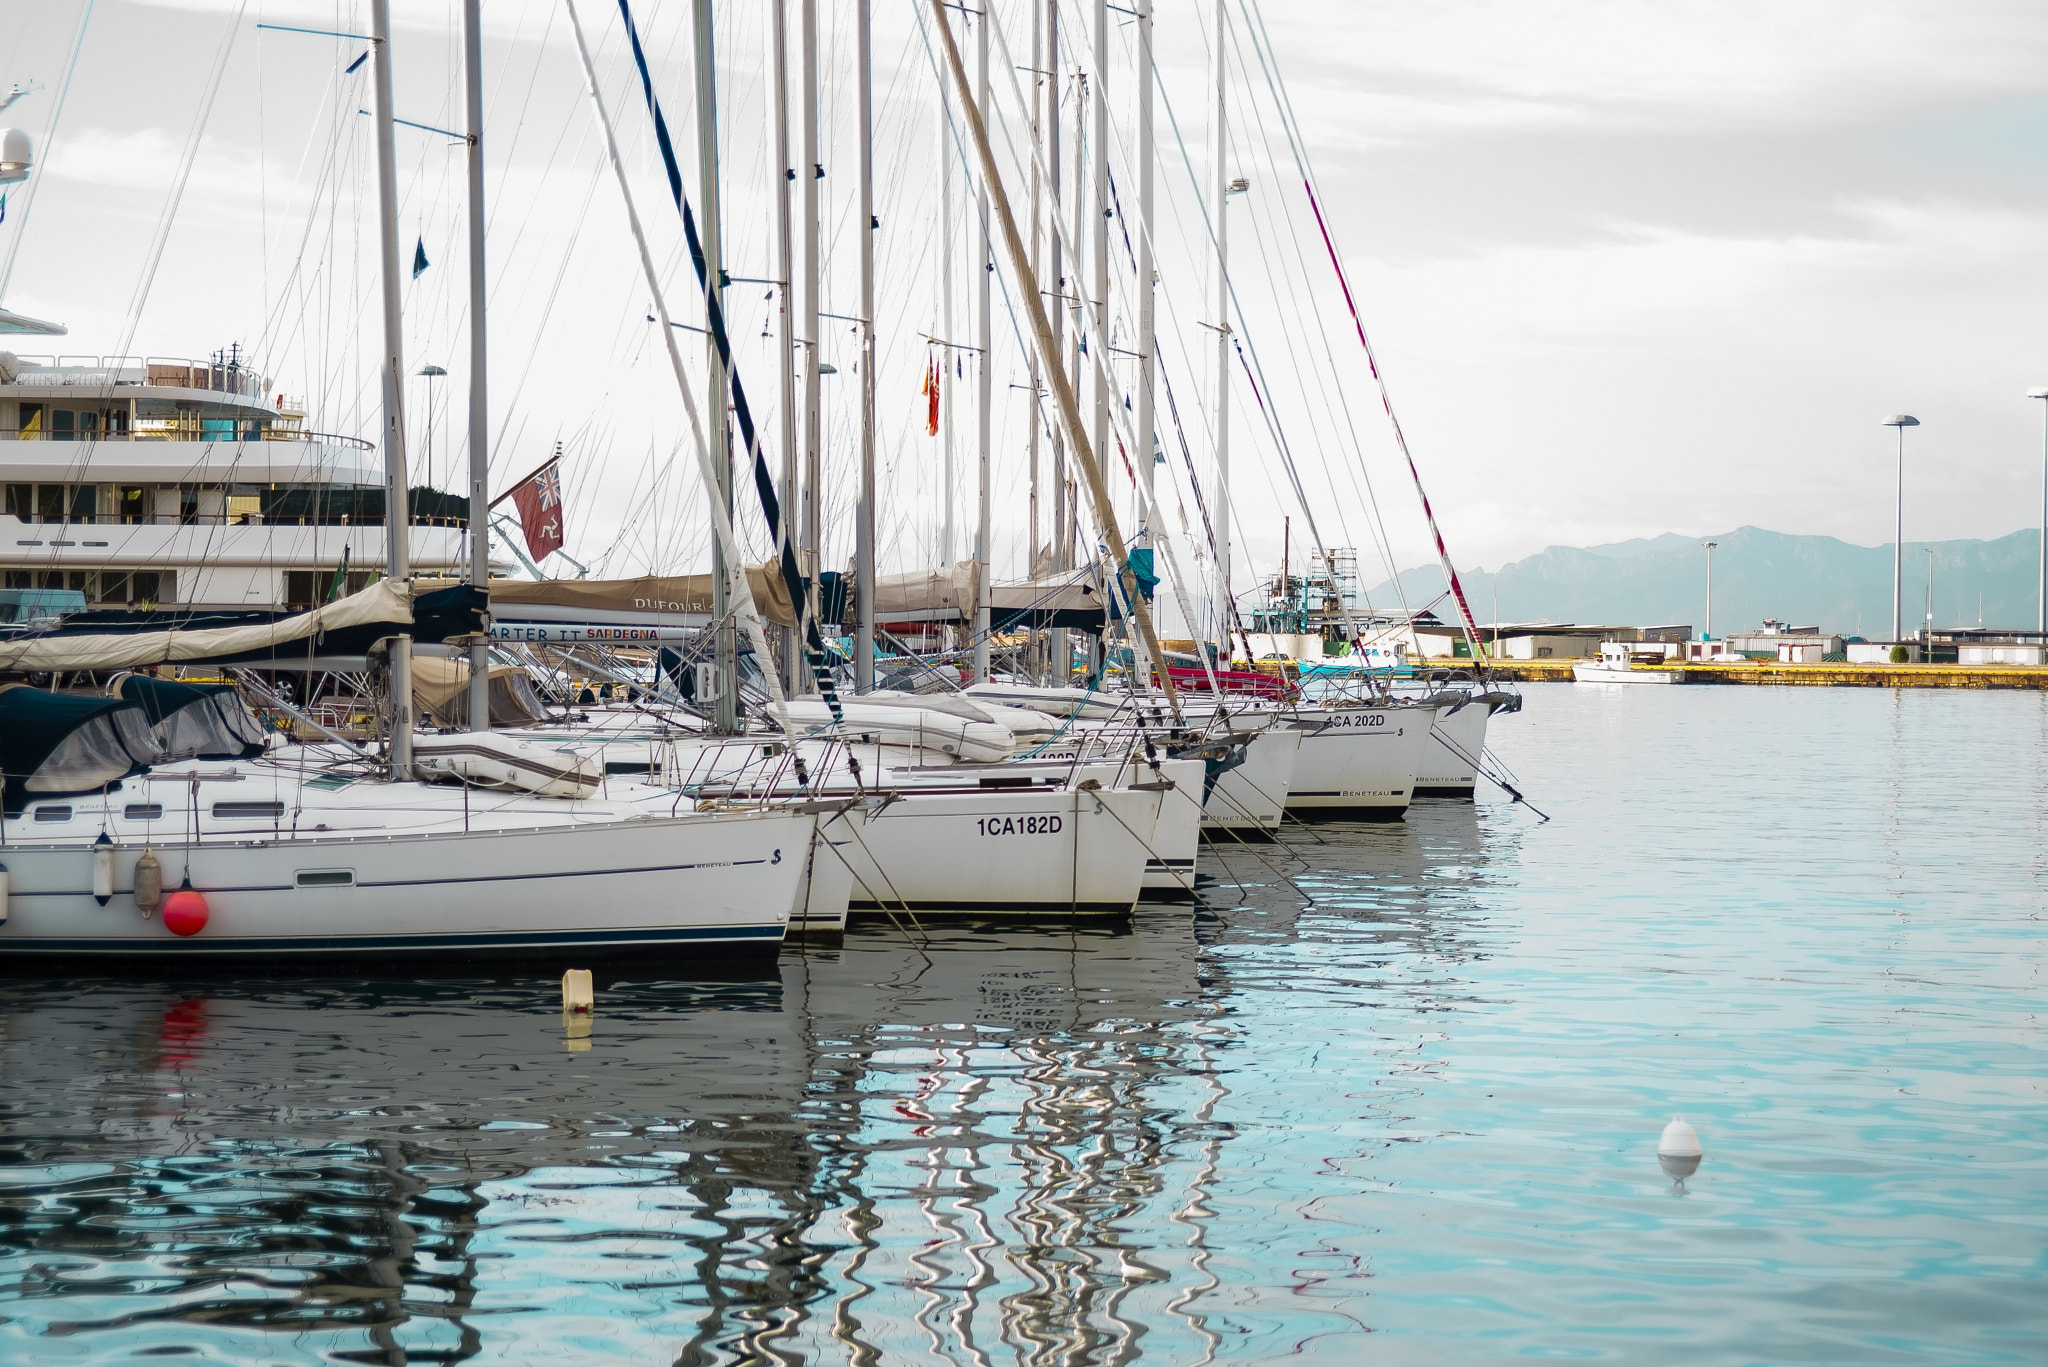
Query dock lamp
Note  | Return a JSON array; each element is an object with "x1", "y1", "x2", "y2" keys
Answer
[
  {"x1": 2030, "y1": 387, "x2": 2048, "y2": 636},
  {"x1": 1884, "y1": 414, "x2": 1919, "y2": 646}
]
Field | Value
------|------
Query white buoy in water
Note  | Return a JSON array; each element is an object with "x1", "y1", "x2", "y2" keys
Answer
[{"x1": 1658, "y1": 1116, "x2": 1702, "y2": 1184}]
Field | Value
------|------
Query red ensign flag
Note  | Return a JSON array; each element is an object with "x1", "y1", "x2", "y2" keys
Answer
[
  {"x1": 921, "y1": 356, "x2": 941, "y2": 437},
  {"x1": 512, "y1": 460, "x2": 566, "y2": 562}
]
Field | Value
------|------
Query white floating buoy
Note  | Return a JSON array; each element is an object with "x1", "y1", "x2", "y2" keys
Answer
[
  {"x1": 92, "y1": 833, "x2": 115, "y2": 907},
  {"x1": 1658, "y1": 1116, "x2": 1702, "y2": 1185}
]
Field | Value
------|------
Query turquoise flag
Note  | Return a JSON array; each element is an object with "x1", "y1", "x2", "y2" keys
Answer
[{"x1": 412, "y1": 237, "x2": 429, "y2": 280}]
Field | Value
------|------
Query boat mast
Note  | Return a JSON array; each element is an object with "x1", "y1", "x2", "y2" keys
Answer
[
  {"x1": 1046, "y1": 1, "x2": 1067, "y2": 682},
  {"x1": 462, "y1": 0, "x2": 491, "y2": 733},
  {"x1": 1091, "y1": 0, "x2": 1109, "y2": 676},
  {"x1": 971, "y1": 0, "x2": 992, "y2": 682},
  {"x1": 772, "y1": 0, "x2": 801, "y2": 690},
  {"x1": 854, "y1": 0, "x2": 877, "y2": 692},
  {"x1": 800, "y1": 0, "x2": 822, "y2": 658},
  {"x1": 1211, "y1": 0, "x2": 1232, "y2": 663},
  {"x1": 1135, "y1": 0, "x2": 1155, "y2": 564},
  {"x1": 693, "y1": 0, "x2": 738, "y2": 733},
  {"x1": 940, "y1": 76, "x2": 956, "y2": 569},
  {"x1": 369, "y1": 0, "x2": 414, "y2": 773}
]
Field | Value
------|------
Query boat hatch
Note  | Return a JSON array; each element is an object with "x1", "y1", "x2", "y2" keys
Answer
[
  {"x1": 295, "y1": 869, "x2": 354, "y2": 888},
  {"x1": 124, "y1": 803, "x2": 164, "y2": 820},
  {"x1": 214, "y1": 800, "x2": 285, "y2": 819},
  {"x1": 32, "y1": 805, "x2": 71, "y2": 822}
]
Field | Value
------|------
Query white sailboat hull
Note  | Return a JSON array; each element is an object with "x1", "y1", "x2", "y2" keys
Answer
[
  {"x1": 1414, "y1": 702, "x2": 1493, "y2": 799},
  {"x1": 0, "y1": 800, "x2": 811, "y2": 962},
  {"x1": 836, "y1": 783, "x2": 1162, "y2": 916},
  {"x1": 1282, "y1": 705, "x2": 1431, "y2": 819},
  {"x1": 1202, "y1": 726, "x2": 1299, "y2": 836}
]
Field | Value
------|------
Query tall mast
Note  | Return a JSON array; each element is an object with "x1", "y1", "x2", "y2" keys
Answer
[
  {"x1": 1028, "y1": 2, "x2": 1044, "y2": 569},
  {"x1": 693, "y1": 0, "x2": 737, "y2": 732},
  {"x1": 772, "y1": 0, "x2": 801, "y2": 689},
  {"x1": 1090, "y1": 0, "x2": 1109, "y2": 553},
  {"x1": 369, "y1": 0, "x2": 414, "y2": 773},
  {"x1": 854, "y1": 0, "x2": 877, "y2": 691},
  {"x1": 800, "y1": 0, "x2": 822, "y2": 654},
  {"x1": 462, "y1": 0, "x2": 490, "y2": 732},
  {"x1": 1211, "y1": 0, "x2": 1232, "y2": 660},
  {"x1": 972, "y1": 0, "x2": 992, "y2": 682},
  {"x1": 1135, "y1": 0, "x2": 1155, "y2": 545},
  {"x1": 940, "y1": 78, "x2": 956, "y2": 568},
  {"x1": 1047, "y1": 2, "x2": 1069, "y2": 680}
]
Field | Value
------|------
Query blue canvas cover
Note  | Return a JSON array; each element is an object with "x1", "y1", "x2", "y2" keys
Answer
[
  {"x1": 117, "y1": 675, "x2": 266, "y2": 761},
  {"x1": 0, "y1": 686, "x2": 161, "y2": 814}
]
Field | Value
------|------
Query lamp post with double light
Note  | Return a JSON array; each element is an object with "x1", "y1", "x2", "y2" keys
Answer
[{"x1": 1883, "y1": 414, "x2": 1919, "y2": 646}]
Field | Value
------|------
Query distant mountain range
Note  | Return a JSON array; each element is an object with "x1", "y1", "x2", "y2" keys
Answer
[{"x1": 1363, "y1": 526, "x2": 2045, "y2": 637}]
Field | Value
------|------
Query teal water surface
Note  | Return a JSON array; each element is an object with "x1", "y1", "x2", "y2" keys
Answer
[{"x1": 0, "y1": 683, "x2": 2042, "y2": 1363}]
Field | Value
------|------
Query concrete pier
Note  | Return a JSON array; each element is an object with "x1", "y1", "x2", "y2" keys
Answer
[{"x1": 1474, "y1": 659, "x2": 2048, "y2": 689}]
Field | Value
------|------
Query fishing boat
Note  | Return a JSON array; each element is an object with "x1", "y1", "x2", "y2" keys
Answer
[{"x1": 1573, "y1": 643, "x2": 1687, "y2": 684}]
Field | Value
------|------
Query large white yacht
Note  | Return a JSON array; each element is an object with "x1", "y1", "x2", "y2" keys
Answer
[{"x1": 0, "y1": 348, "x2": 471, "y2": 615}]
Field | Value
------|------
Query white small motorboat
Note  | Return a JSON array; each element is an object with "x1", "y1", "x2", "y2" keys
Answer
[{"x1": 1573, "y1": 644, "x2": 1687, "y2": 684}]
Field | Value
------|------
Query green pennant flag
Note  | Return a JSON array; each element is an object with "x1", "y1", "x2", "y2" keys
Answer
[{"x1": 412, "y1": 237, "x2": 429, "y2": 280}]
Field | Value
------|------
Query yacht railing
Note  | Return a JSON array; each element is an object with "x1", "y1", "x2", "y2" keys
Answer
[
  {"x1": 0, "y1": 426, "x2": 375, "y2": 449},
  {"x1": 2, "y1": 355, "x2": 273, "y2": 403}
]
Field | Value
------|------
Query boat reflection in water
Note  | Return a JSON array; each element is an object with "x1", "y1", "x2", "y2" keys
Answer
[{"x1": 0, "y1": 810, "x2": 1495, "y2": 1364}]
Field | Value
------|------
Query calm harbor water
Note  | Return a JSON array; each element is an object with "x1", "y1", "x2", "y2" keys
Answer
[{"x1": 0, "y1": 682, "x2": 2042, "y2": 1364}]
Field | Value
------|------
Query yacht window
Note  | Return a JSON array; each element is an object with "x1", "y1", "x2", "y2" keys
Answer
[
  {"x1": 295, "y1": 869, "x2": 354, "y2": 888},
  {"x1": 123, "y1": 803, "x2": 164, "y2": 820},
  {"x1": 117, "y1": 487, "x2": 146, "y2": 524},
  {"x1": 68, "y1": 485, "x2": 96, "y2": 521},
  {"x1": 96, "y1": 573, "x2": 129, "y2": 604},
  {"x1": 4, "y1": 485, "x2": 30, "y2": 521},
  {"x1": 213, "y1": 801, "x2": 285, "y2": 820},
  {"x1": 52, "y1": 410, "x2": 74, "y2": 441},
  {"x1": 15, "y1": 404, "x2": 41, "y2": 439},
  {"x1": 32, "y1": 805, "x2": 73, "y2": 822},
  {"x1": 36, "y1": 485, "x2": 62, "y2": 522}
]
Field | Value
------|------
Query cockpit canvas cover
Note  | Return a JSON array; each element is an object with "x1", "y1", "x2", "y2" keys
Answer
[{"x1": 0, "y1": 686, "x2": 161, "y2": 813}]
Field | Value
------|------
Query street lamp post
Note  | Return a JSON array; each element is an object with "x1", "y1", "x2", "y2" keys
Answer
[
  {"x1": 2030, "y1": 388, "x2": 2048, "y2": 638},
  {"x1": 1884, "y1": 414, "x2": 1919, "y2": 646},
  {"x1": 1702, "y1": 541, "x2": 1717, "y2": 641}
]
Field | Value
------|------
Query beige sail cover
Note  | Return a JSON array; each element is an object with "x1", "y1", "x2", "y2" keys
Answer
[
  {"x1": 870, "y1": 561, "x2": 982, "y2": 621},
  {"x1": 409, "y1": 652, "x2": 552, "y2": 728},
  {"x1": 0, "y1": 578, "x2": 415, "y2": 673},
  {"x1": 475, "y1": 566, "x2": 795, "y2": 627}
]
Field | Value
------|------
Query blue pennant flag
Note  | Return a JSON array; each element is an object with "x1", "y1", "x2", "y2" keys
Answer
[
  {"x1": 411, "y1": 237, "x2": 429, "y2": 280},
  {"x1": 1, "y1": 191, "x2": 7, "y2": 225}
]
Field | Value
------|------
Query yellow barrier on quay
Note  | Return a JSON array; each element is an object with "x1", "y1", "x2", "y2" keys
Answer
[{"x1": 1468, "y1": 658, "x2": 2048, "y2": 689}]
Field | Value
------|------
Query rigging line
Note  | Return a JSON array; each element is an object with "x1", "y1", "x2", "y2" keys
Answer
[
  {"x1": 1147, "y1": 33, "x2": 1374, "y2": 674},
  {"x1": 1231, "y1": 7, "x2": 1409, "y2": 624},
  {"x1": 1241, "y1": 0, "x2": 1481, "y2": 659},
  {"x1": 611, "y1": 0, "x2": 844, "y2": 724},
  {"x1": 0, "y1": 0, "x2": 94, "y2": 303},
  {"x1": 39, "y1": 2, "x2": 248, "y2": 573},
  {"x1": 1222, "y1": 53, "x2": 1377, "y2": 617}
]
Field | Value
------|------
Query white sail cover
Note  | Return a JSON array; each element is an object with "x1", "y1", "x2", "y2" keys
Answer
[{"x1": 0, "y1": 580, "x2": 415, "y2": 673}]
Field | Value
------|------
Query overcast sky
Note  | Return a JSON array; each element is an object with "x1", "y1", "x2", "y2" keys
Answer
[{"x1": 2, "y1": 0, "x2": 2044, "y2": 592}]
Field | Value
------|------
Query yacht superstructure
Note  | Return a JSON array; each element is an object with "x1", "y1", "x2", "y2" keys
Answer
[{"x1": 0, "y1": 349, "x2": 475, "y2": 613}]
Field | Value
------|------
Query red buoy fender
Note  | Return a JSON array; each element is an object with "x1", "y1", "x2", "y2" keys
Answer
[{"x1": 162, "y1": 888, "x2": 210, "y2": 937}]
